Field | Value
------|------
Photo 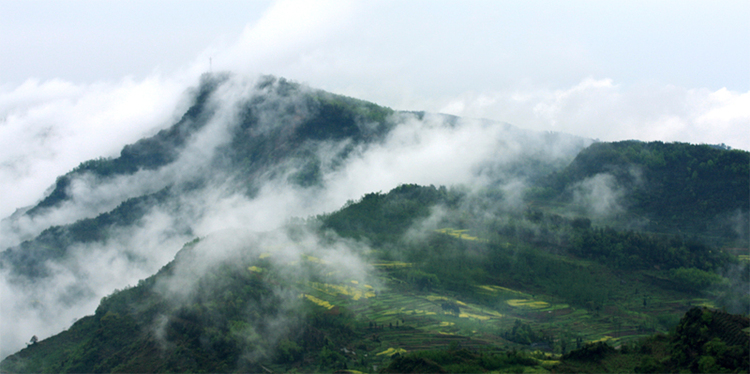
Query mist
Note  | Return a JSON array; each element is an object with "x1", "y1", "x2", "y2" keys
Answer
[{"x1": 572, "y1": 173, "x2": 625, "y2": 218}]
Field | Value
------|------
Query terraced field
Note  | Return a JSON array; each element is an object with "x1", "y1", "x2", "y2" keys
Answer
[
  {"x1": 435, "y1": 228, "x2": 489, "y2": 242},
  {"x1": 258, "y1": 235, "x2": 719, "y2": 367}
]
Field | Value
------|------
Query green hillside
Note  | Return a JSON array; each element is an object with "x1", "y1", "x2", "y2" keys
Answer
[
  {"x1": 3, "y1": 183, "x2": 747, "y2": 373},
  {"x1": 537, "y1": 140, "x2": 749, "y2": 246}
]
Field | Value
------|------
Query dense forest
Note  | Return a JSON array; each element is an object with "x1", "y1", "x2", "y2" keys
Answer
[{"x1": 540, "y1": 140, "x2": 749, "y2": 246}]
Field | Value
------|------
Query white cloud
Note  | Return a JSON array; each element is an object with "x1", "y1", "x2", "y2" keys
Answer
[
  {"x1": 0, "y1": 74, "x2": 194, "y2": 218},
  {"x1": 572, "y1": 173, "x2": 624, "y2": 218},
  {"x1": 216, "y1": 0, "x2": 363, "y2": 77},
  {"x1": 430, "y1": 78, "x2": 750, "y2": 151},
  {"x1": 0, "y1": 205, "x2": 190, "y2": 359}
]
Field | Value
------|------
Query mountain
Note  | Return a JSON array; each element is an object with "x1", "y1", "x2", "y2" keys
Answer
[
  {"x1": 0, "y1": 73, "x2": 748, "y2": 372},
  {"x1": 537, "y1": 140, "x2": 749, "y2": 246},
  {"x1": 0, "y1": 74, "x2": 397, "y2": 280},
  {"x1": 0, "y1": 74, "x2": 587, "y2": 281}
]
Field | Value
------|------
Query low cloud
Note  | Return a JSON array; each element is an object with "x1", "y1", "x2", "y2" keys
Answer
[
  {"x1": 322, "y1": 113, "x2": 586, "y2": 205},
  {"x1": 0, "y1": 205, "x2": 191, "y2": 358},
  {"x1": 572, "y1": 173, "x2": 624, "y2": 218},
  {"x1": 0, "y1": 75, "x2": 195, "y2": 219},
  {"x1": 435, "y1": 78, "x2": 750, "y2": 151},
  {"x1": 150, "y1": 223, "x2": 378, "y2": 363}
]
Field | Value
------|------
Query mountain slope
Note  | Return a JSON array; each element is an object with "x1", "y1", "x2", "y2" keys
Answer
[
  {"x1": 0, "y1": 75, "x2": 397, "y2": 281},
  {"x1": 2, "y1": 181, "x2": 747, "y2": 373},
  {"x1": 536, "y1": 140, "x2": 749, "y2": 246}
]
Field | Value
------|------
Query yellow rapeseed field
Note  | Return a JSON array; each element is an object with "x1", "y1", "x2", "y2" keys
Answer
[
  {"x1": 383, "y1": 308, "x2": 436, "y2": 316},
  {"x1": 302, "y1": 254, "x2": 325, "y2": 264},
  {"x1": 506, "y1": 299, "x2": 550, "y2": 309},
  {"x1": 477, "y1": 285, "x2": 526, "y2": 295},
  {"x1": 309, "y1": 282, "x2": 376, "y2": 300},
  {"x1": 694, "y1": 300, "x2": 716, "y2": 308},
  {"x1": 435, "y1": 228, "x2": 487, "y2": 242},
  {"x1": 372, "y1": 261, "x2": 412, "y2": 268},
  {"x1": 590, "y1": 336, "x2": 613, "y2": 343},
  {"x1": 458, "y1": 312, "x2": 491, "y2": 320},
  {"x1": 484, "y1": 310, "x2": 504, "y2": 317},
  {"x1": 377, "y1": 347, "x2": 408, "y2": 356},
  {"x1": 425, "y1": 295, "x2": 466, "y2": 305},
  {"x1": 301, "y1": 294, "x2": 334, "y2": 310}
]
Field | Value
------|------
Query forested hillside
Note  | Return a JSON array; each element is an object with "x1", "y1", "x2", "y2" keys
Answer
[
  {"x1": 3, "y1": 181, "x2": 747, "y2": 373},
  {"x1": 539, "y1": 140, "x2": 749, "y2": 246}
]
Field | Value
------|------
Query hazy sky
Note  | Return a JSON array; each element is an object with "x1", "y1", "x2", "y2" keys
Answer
[{"x1": 1, "y1": 0, "x2": 749, "y2": 217}]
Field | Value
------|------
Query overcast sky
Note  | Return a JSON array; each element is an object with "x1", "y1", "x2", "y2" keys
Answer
[{"x1": 1, "y1": 0, "x2": 749, "y2": 217}]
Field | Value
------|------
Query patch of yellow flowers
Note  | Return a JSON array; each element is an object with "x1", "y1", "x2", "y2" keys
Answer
[
  {"x1": 435, "y1": 228, "x2": 487, "y2": 242},
  {"x1": 506, "y1": 299, "x2": 550, "y2": 309},
  {"x1": 377, "y1": 348, "x2": 408, "y2": 356},
  {"x1": 372, "y1": 261, "x2": 412, "y2": 268},
  {"x1": 301, "y1": 294, "x2": 334, "y2": 309},
  {"x1": 309, "y1": 282, "x2": 376, "y2": 300}
]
